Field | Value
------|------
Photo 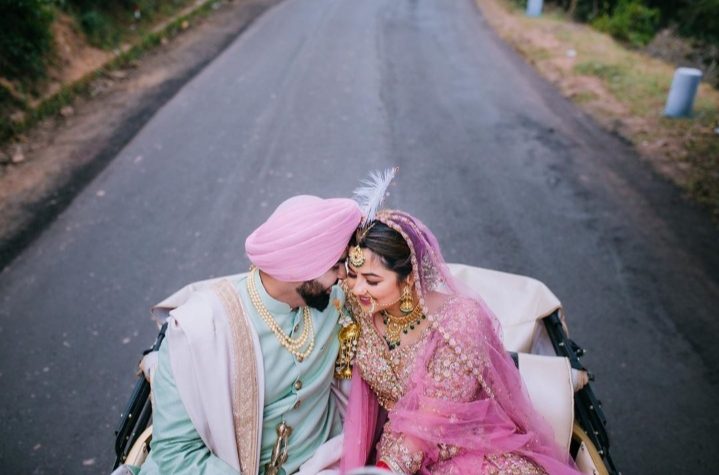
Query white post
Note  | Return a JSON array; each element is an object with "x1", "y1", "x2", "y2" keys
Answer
[
  {"x1": 664, "y1": 67, "x2": 702, "y2": 118},
  {"x1": 526, "y1": 0, "x2": 543, "y2": 17}
]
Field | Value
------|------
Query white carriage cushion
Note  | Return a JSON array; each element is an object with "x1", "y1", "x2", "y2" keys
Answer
[
  {"x1": 517, "y1": 353, "x2": 574, "y2": 453},
  {"x1": 447, "y1": 264, "x2": 562, "y2": 353}
]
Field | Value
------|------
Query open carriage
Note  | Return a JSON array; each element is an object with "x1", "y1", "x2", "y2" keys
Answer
[{"x1": 113, "y1": 265, "x2": 619, "y2": 474}]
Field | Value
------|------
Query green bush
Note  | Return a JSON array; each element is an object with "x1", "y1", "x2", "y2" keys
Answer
[
  {"x1": 79, "y1": 9, "x2": 121, "y2": 47},
  {"x1": 60, "y1": 1, "x2": 191, "y2": 48},
  {"x1": 568, "y1": 0, "x2": 608, "y2": 22},
  {"x1": 542, "y1": 0, "x2": 719, "y2": 55},
  {"x1": 593, "y1": 0, "x2": 661, "y2": 46},
  {"x1": 0, "y1": 0, "x2": 55, "y2": 81},
  {"x1": 679, "y1": 0, "x2": 719, "y2": 44}
]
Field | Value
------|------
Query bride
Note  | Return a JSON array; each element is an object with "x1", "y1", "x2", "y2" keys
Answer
[{"x1": 337, "y1": 207, "x2": 580, "y2": 474}]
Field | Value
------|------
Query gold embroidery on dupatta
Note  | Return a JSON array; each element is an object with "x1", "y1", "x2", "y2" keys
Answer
[{"x1": 215, "y1": 280, "x2": 260, "y2": 475}]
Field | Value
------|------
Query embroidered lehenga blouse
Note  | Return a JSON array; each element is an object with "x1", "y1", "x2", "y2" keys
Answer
[{"x1": 354, "y1": 296, "x2": 548, "y2": 475}]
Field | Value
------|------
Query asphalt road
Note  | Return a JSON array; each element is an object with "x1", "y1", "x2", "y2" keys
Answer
[{"x1": 1, "y1": 0, "x2": 718, "y2": 473}]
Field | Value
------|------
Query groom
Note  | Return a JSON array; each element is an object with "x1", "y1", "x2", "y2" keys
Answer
[{"x1": 133, "y1": 195, "x2": 361, "y2": 474}]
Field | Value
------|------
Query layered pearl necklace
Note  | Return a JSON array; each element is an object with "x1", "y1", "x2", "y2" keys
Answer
[{"x1": 246, "y1": 269, "x2": 315, "y2": 362}]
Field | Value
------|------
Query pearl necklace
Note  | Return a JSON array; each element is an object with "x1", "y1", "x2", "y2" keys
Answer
[{"x1": 247, "y1": 269, "x2": 315, "y2": 362}]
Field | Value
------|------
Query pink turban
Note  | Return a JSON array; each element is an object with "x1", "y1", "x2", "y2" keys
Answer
[{"x1": 245, "y1": 195, "x2": 362, "y2": 282}]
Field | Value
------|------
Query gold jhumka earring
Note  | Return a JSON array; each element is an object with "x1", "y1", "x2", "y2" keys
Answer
[{"x1": 399, "y1": 284, "x2": 414, "y2": 314}]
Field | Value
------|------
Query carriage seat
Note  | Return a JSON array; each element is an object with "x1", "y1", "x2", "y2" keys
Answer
[
  {"x1": 514, "y1": 352, "x2": 574, "y2": 452},
  {"x1": 447, "y1": 264, "x2": 573, "y2": 452}
]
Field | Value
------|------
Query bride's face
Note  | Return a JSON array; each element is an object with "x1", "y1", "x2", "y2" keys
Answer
[{"x1": 346, "y1": 247, "x2": 405, "y2": 314}]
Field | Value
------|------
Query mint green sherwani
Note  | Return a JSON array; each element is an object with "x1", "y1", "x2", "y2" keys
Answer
[
  {"x1": 236, "y1": 275, "x2": 344, "y2": 474},
  {"x1": 137, "y1": 341, "x2": 239, "y2": 475},
  {"x1": 136, "y1": 274, "x2": 344, "y2": 475}
]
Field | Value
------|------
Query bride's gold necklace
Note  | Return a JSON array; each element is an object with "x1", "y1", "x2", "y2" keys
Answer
[
  {"x1": 247, "y1": 269, "x2": 315, "y2": 362},
  {"x1": 381, "y1": 304, "x2": 425, "y2": 350}
]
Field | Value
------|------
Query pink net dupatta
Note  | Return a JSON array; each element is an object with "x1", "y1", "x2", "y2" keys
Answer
[
  {"x1": 341, "y1": 210, "x2": 579, "y2": 474},
  {"x1": 388, "y1": 314, "x2": 580, "y2": 474},
  {"x1": 340, "y1": 366, "x2": 379, "y2": 473}
]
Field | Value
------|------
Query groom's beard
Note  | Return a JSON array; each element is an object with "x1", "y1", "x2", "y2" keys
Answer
[{"x1": 297, "y1": 280, "x2": 332, "y2": 311}]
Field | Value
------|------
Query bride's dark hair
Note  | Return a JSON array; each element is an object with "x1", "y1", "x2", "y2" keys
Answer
[{"x1": 349, "y1": 222, "x2": 412, "y2": 280}]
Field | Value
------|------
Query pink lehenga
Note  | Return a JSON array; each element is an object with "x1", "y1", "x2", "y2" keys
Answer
[{"x1": 340, "y1": 211, "x2": 580, "y2": 475}]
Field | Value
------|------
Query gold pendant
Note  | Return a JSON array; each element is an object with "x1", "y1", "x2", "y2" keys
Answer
[{"x1": 385, "y1": 320, "x2": 402, "y2": 343}]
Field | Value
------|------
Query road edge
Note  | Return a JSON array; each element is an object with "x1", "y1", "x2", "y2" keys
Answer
[{"x1": 0, "y1": 0, "x2": 283, "y2": 272}]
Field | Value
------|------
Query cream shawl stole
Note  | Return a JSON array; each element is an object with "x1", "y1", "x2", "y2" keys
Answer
[{"x1": 152, "y1": 274, "x2": 264, "y2": 474}]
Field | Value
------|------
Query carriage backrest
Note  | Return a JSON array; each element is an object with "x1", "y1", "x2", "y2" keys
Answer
[{"x1": 447, "y1": 264, "x2": 562, "y2": 353}]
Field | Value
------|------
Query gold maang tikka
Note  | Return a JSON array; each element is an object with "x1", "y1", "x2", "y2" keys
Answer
[
  {"x1": 349, "y1": 243, "x2": 365, "y2": 267},
  {"x1": 349, "y1": 223, "x2": 374, "y2": 268}
]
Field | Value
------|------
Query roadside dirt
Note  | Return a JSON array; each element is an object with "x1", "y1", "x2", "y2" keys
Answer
[
  {"x1": 0, "y1": 0, "x2": 280, "y2": 269},
  {"x1": 47, "y1": 13, "x2": 113, "y2": 93}
]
